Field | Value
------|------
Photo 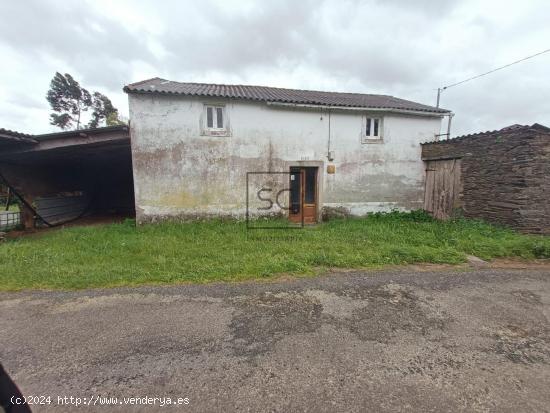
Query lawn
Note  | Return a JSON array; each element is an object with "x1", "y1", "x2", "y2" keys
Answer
[{"x1": 0, "y1": 211, "x2": 549, "y2": 291}]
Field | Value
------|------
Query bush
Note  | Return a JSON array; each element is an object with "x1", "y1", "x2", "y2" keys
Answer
[
  {"x1": 533, "y1": 242, "x2": 550, "y2": 259},
  {"x1": 369, "y1": 209, "x2": 434, "y2": 222}
]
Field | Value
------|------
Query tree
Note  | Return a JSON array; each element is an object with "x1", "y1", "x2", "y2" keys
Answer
[
  {"x1": 46, "y1": 72, "x2": 92, "y2": 130},
  {"x1": 46, "y1": 72, "x2": 123, "y2": 130},
  {"x1": 88, "y1": 92, "x2": 122, "y2": 128},
  {"x1": 105, "y1": 111, "x2": 127, "y2": 126}
]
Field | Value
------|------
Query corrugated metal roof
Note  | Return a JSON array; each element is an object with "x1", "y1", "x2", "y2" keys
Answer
[
  {"x1": 33, "y1": 125, "x2": 128, "y2": 141},
  {"x1": 421, "y1": 123, "x2": 550, "y2": 145},
  {"x1": 0, "y1": 125, "x2": 128, "y2": 147},
  {"x1": 124, "y1": 78, "x2": 449, "y2": 114}
]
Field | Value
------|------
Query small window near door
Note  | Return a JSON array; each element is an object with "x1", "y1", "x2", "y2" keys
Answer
[
  {"x1": 304, "y1": 168, "x2": 316, "y2": 204},
  {"x1": 203, "y1": 105, "x2": 228, "y2": 136},
  {"x1": 362, "y1": 116, "x2": 383, "y2": 143}
]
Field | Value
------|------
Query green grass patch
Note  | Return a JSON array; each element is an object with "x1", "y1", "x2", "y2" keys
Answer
[{"x1": 1, "y1": 211, "x2": 548, "y2": 291}]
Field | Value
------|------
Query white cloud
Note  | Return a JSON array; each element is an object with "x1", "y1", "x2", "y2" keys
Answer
[{"x1": 0, "y1": 0, "x2": 549, "y2": 136}]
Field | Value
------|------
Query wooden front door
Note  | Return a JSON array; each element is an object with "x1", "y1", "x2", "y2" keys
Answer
[
  {"x1": 289, "y1": 167, "x2": 318, "y2": 224},
  {"x1": 424, "y1": 158, "x2": 462, "y2": 220}
]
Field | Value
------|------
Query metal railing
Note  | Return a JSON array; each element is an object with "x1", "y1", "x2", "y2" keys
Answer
[{"x1": 0, "y1": 211, "x2": 21, "y2": 231}]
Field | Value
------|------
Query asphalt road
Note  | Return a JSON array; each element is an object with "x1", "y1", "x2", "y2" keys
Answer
[{"x1": 1, "y1": 267, "x2": 549, "y2": 412}]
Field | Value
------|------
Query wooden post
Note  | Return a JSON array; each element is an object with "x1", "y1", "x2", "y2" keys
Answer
[
  {"x1": 5, "y1": 187, "x2": 11, "y2": 211},
  {"x1": 20, "y1": 195, "x2": 35, "y2": 229}
]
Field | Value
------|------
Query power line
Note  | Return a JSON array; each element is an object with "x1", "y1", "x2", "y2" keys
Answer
[
  {"x1": 443, "y1": 48, "x2": 550, "y2": 90},
  {"x1": 436, "y1": 47, "x2": 550, "y2": 107}
]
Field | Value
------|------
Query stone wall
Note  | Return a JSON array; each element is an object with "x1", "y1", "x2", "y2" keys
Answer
[{"x1": 421, "y1": 124, "x2": 550, "y2": 234}]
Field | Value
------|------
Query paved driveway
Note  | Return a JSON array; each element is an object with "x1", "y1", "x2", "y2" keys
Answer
[{"x1": 1, "y1": 268, "x2": 550, "y2": 412}]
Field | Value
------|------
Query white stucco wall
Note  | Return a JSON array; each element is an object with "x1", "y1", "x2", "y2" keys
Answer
[{"x1": 128, "y1": 93, "x2": 442, "y2": 223}]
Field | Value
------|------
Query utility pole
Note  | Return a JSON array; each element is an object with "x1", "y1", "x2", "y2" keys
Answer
[
  {"x1": 435, "y1": 87, "x2": 452, "y2": 140},
  {"x1": 446, "y1": 113, "x2": 454, "y2": 139}
]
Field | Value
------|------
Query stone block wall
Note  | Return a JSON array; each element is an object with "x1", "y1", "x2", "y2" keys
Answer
[{"x1": 421, "y1": 124, "x2": 550, "y2": 234}]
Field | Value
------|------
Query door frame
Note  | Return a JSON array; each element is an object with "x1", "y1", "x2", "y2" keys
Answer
[
  {"x1": 424, "y1": 157, "x2": 462, "y2": 220},
  {"x1": 288, "y1": 160, "x2": 324, "y2": 223}
]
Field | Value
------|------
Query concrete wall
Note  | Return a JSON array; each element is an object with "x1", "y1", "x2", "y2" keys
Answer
[
  {"x1": 421, "y1": 126, "x2": 550, "y2": 234},
  {"x1": 129, "y1": 94, "x2": 443, "y2": 223}
]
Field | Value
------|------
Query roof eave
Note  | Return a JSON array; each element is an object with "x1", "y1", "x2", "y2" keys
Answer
[
  {"x1": 125, "y1": 88, "x2": 449, "y2": 116},
  {"x1": 0, "y1": 134, "x2": 38, "y2": 145},
  {"x1": 33, "y1": 125, "x2": 129, "y2": 141},
  {"x1": 265, "y1": 101, "x2": 450, "y2": 116}
]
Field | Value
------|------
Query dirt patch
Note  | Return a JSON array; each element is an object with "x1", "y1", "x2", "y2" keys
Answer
[
  {"x1": 488, "y1": 324, "x2": 550, "y2": 364},
  {"x1": 489, "y1": 258, "x2": 550, "y2": 269},
  {"x1": 5, "y1": 214, "x2": 131, "y2": 239},
  {"x1": 510, "y1": 289, "x2": 543, "y2": 306},
  {"x1": 229, "y1": 291, "x2": 323, "y2": 357},
  {"x1": 336, "y1": 283, "x2": 450, "y2": 343}
]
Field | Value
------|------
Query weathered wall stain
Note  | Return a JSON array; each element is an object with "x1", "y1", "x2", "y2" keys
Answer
[{"x1": 129, "y1": 94, "x2": 442, "y2": 223}]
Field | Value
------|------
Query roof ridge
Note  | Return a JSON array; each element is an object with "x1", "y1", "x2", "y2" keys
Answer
[
  {"x1": 530, "y1": 123, "x2": 550, "y2": 133},
  {"x1": 124, "y1": 78, "x2": 449, "y2": 113},
  {"x1": 165, "y1": 80, "x2": 392, "y2": 98},
  {"x1": 421, "y1": 123, "x2": 550, "y2": 145},
  {"x1": 33, "y1": 125, "x2": 128, "y2": 140},
  {"x1": 125, "y1": 77, "x2": 164, "y2": 87},
  {"x1": 452, "y1": 123, "x2": 550, "y2": 140},
  {"x1": 0, "y1": 127, "x2": 34, "y2": 138},
  {"x1": 449, "y1": 128, "x2": 520, "y2": 141}
]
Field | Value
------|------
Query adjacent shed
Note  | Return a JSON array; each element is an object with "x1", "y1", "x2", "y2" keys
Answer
[
  {"x1": 421, "y1": 123, "x2": 550, "y2": 234},
  {"x1": 0, "y1": 125, "x2": 135, "y2": 229}
]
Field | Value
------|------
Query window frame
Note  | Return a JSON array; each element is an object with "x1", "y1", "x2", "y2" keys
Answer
[
  {"x1": 202, "y1": 104, "x2": 229, "y2": 136},
  {"x1": 361, "y1": 115, "x2": 383, "y2": 144}
]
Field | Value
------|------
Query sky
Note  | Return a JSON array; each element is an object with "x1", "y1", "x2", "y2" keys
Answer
[{"x1": 0, "y1": 0, "x2": 549, "y2": 136}]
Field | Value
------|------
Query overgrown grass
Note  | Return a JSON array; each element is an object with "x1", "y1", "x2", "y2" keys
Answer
[{"x1": 1, "y1": 211, "x2": 548, "y2": 291}]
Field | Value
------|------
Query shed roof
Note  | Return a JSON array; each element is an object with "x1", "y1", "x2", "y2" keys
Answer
[
  {"x1": 421, "y1": 123, "x2": 550, "y2": 146},
  {"x1": 0, "y1": 125, "x2": 130, "y2": 165},
  {"x1": 0, "y1": 125, "x2": 128, "y2": 149},
  {"x1": 124, "y1": 78, "x2": 449, "y2": 114},
  {"x1": 32, "y1": 125, "x2": 128, "y2": 142},
  {"x1": 0, "y1": 128, "x2": 38, "y2": 146}
]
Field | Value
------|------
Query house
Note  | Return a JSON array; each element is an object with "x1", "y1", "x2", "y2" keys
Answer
[
  {"x1": 421, "y1": 123, "x2": 550, "y2": 234},
  {"x1": 124, "y1": 78, "x2": 449, "y2": 224}
]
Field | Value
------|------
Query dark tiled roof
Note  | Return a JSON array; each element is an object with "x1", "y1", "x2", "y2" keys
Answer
[
  {"x1": 0, "y1": 128, "x2": 37, "y2": 145},
  {"x1": 421, "y1": 123, "x2": 550, "y2": 145},
  {"x1": 124, "y1": 78, "x2": 449, "y2": 114},
  {"x1": 0, "y1": 128, "x2": 33, "y2": 139}
]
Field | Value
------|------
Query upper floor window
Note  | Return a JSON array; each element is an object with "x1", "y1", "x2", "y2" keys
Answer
[
  {"x1": 362, "y1": 116, "x2": 383, "y2": 143},
  {"x1": 205, "y1": 105, "x2": 224, "y2": 130},
  {"x1": 202, "y1": 104, "x2": 229, "y2": 136}
]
